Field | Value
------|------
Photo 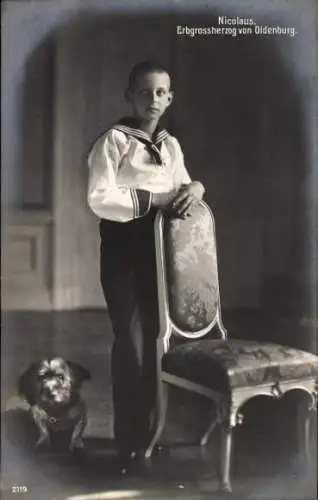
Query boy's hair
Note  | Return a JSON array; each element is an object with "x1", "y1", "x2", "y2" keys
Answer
[{"x1": 128, "y1": 60, "x2": 172, "y2": 90}]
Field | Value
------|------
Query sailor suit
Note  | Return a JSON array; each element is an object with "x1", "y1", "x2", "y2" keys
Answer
[
  {"x1": 87, "y1": 117, "x2": 191, "y2": 222},
  {"x1": 87, "y1": 118, "x2": 191, "y2": 453}
]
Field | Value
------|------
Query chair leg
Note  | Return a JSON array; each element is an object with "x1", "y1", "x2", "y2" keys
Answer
[
  {"x1": 200, "y1": 403, "x2": 224, "y2": 446},
  {"x1": 219, "y1": 421, "x2": 234, "y2": 493},
  {"x1": 145, "y1": 381, "x2": 168, "y2": 459},
  {"x1": 200, "y1": 418, "x2": 219, "y2": 447},
  {"x1": 303, "y1": 393, "x2": 317, "y2": 464},
  {"x1": 218, "y1": 406, "x2": 242, "y2": 493}
]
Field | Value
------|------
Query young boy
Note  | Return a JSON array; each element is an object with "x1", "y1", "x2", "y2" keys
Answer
[{"x1": 87, "y1": 60, "x2": 205, "y2": 472}]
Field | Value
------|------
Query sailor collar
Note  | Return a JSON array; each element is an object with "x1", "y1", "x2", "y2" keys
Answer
[{"x1": 113, "y1": 117, "x2": 170, "y2": 165}]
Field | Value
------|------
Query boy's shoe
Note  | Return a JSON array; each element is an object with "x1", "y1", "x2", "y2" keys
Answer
[
  {"x1": 113, "y1": 438, "x2": 163, "y2": 476},
  {"x1": 115, "y1": 449, "x2": 138, "y2": 475},
  {"x1": 115, "y1": 446, "x2": 162, "y2": 476}
]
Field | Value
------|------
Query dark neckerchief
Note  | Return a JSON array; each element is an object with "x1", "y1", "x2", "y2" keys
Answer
[{"x1": 113, "y1": 117, "x2": 170, "y2": 165}]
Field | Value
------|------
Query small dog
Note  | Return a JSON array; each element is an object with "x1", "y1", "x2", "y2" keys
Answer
[{"x1": 18, "y1": 358, "x2": 91, "y2": 452}]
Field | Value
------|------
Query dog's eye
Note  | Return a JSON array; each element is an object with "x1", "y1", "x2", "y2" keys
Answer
[{"x1": 57, "y1": 374, "x2": 64, "y2": 380}]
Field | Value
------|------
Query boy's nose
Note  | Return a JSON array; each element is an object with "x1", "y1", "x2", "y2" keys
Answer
[{"x1": 151, "y1": 92, "x2": 159, "y2": 103}]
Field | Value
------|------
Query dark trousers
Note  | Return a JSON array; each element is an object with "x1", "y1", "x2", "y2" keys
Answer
[{"x1": 99, "y1": 210, "x2": 159, "y2": 453}]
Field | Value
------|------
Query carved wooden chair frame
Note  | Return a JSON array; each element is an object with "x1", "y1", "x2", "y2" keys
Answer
[{"x1": 145, "y1": 200, "x2": 317, "y2": 493}]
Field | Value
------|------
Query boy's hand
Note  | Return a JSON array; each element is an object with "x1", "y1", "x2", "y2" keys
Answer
[
  {"x1": 170, "y1": 181, "x2": 205, "y2": 218},
  {"x1": 151, "y1": 191, "x2": 176, "y2": 209}
]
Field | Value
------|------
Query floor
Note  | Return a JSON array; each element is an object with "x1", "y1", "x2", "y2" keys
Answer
[{"x1": 1, "y1": 310, "x2": 317, "y2": 500}]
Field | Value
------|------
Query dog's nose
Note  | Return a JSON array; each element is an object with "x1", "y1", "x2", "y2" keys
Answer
[{"x1": 47, "y1": 380, "x2": 58, "y2": 390}]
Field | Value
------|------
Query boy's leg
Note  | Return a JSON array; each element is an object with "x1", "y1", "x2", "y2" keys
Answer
[
  {"x1": 99, "y1": 212, "x2": 159, "y2": 460},
  {"x1": 100, "y1": 222, "x2": 143, "y2": 456},
  {"x1": 133, "y1": 220, "x2": 160, "y2": 451}
]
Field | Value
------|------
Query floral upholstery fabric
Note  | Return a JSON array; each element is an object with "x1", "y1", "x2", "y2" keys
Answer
[
  {"x1": 162, "y1": 339, "x2": 318, "y2": 391},
  {"x1": 163, "y1": 203, "x2": 218, "y2": 332}
]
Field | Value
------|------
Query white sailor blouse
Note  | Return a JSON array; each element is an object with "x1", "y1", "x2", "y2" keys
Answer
[{"x1": 87, "y1": 118, "x2": 191, "y2": 222}]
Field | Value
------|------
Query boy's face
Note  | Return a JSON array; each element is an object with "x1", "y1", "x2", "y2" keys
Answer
[{"x1": 126, "y1": 71, "x2": 173, "y2": 122}]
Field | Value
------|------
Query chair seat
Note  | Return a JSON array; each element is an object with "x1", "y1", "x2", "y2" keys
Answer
[{"x1": 162, "y1": 339, "x2": 318, "y2": 392}]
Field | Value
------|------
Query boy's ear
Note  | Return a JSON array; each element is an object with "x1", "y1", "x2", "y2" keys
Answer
[{"x1": 167, "y1": 91, "x2": 174, "y2": 106}]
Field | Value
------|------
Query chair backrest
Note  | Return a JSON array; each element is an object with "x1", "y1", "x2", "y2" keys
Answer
[{"x1": 154, "y1": 200, "x2": 226, "y2": 347}]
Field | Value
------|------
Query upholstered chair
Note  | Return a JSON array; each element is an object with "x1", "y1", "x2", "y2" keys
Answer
[{"x1": 145, "y1": 200, "x2": 318, "y2": 493}]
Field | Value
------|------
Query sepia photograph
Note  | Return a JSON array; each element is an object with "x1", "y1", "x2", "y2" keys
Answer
[{"x1": 1, "y1": 0, "x2": 317, "y2": 499}]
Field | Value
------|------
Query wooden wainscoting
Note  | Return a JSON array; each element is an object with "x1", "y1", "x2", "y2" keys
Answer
[{"x1": 2, "y1": 210, "x2": 53, "y2": 310}]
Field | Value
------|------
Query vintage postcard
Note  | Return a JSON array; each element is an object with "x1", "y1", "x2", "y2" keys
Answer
[{"x1": 2, "y1": 0, "x2": 317, "y2": 499}]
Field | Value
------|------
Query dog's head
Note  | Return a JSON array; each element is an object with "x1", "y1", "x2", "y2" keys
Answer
[{"x1": 18, "y1": 358, "x2": 91, "y2": 407}]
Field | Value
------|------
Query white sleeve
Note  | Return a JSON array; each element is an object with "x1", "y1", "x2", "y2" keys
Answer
[
  {"x1": 171, "y1": 137, "x2": 192, "y2": 189},
  {"x1": 87, "y1": 129, "x2": 152, "y2": 222}
]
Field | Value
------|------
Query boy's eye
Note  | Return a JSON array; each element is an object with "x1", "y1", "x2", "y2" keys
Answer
[{"x1": 139, "y1": 89, "x2": 167, "y2": 97}]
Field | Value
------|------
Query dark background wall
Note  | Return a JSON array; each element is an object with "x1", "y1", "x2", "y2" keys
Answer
[{"x1": 2, "y1": 0, "x2": 317, "y2": 317}]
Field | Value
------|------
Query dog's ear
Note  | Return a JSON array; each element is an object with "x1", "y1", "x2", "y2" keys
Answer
[
  {"x1": 18, "y1": 363, "x2": 40, "y2": 406},
  {"x1": 66, "y1": 361, "x2": 91, "y2": 384}
]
